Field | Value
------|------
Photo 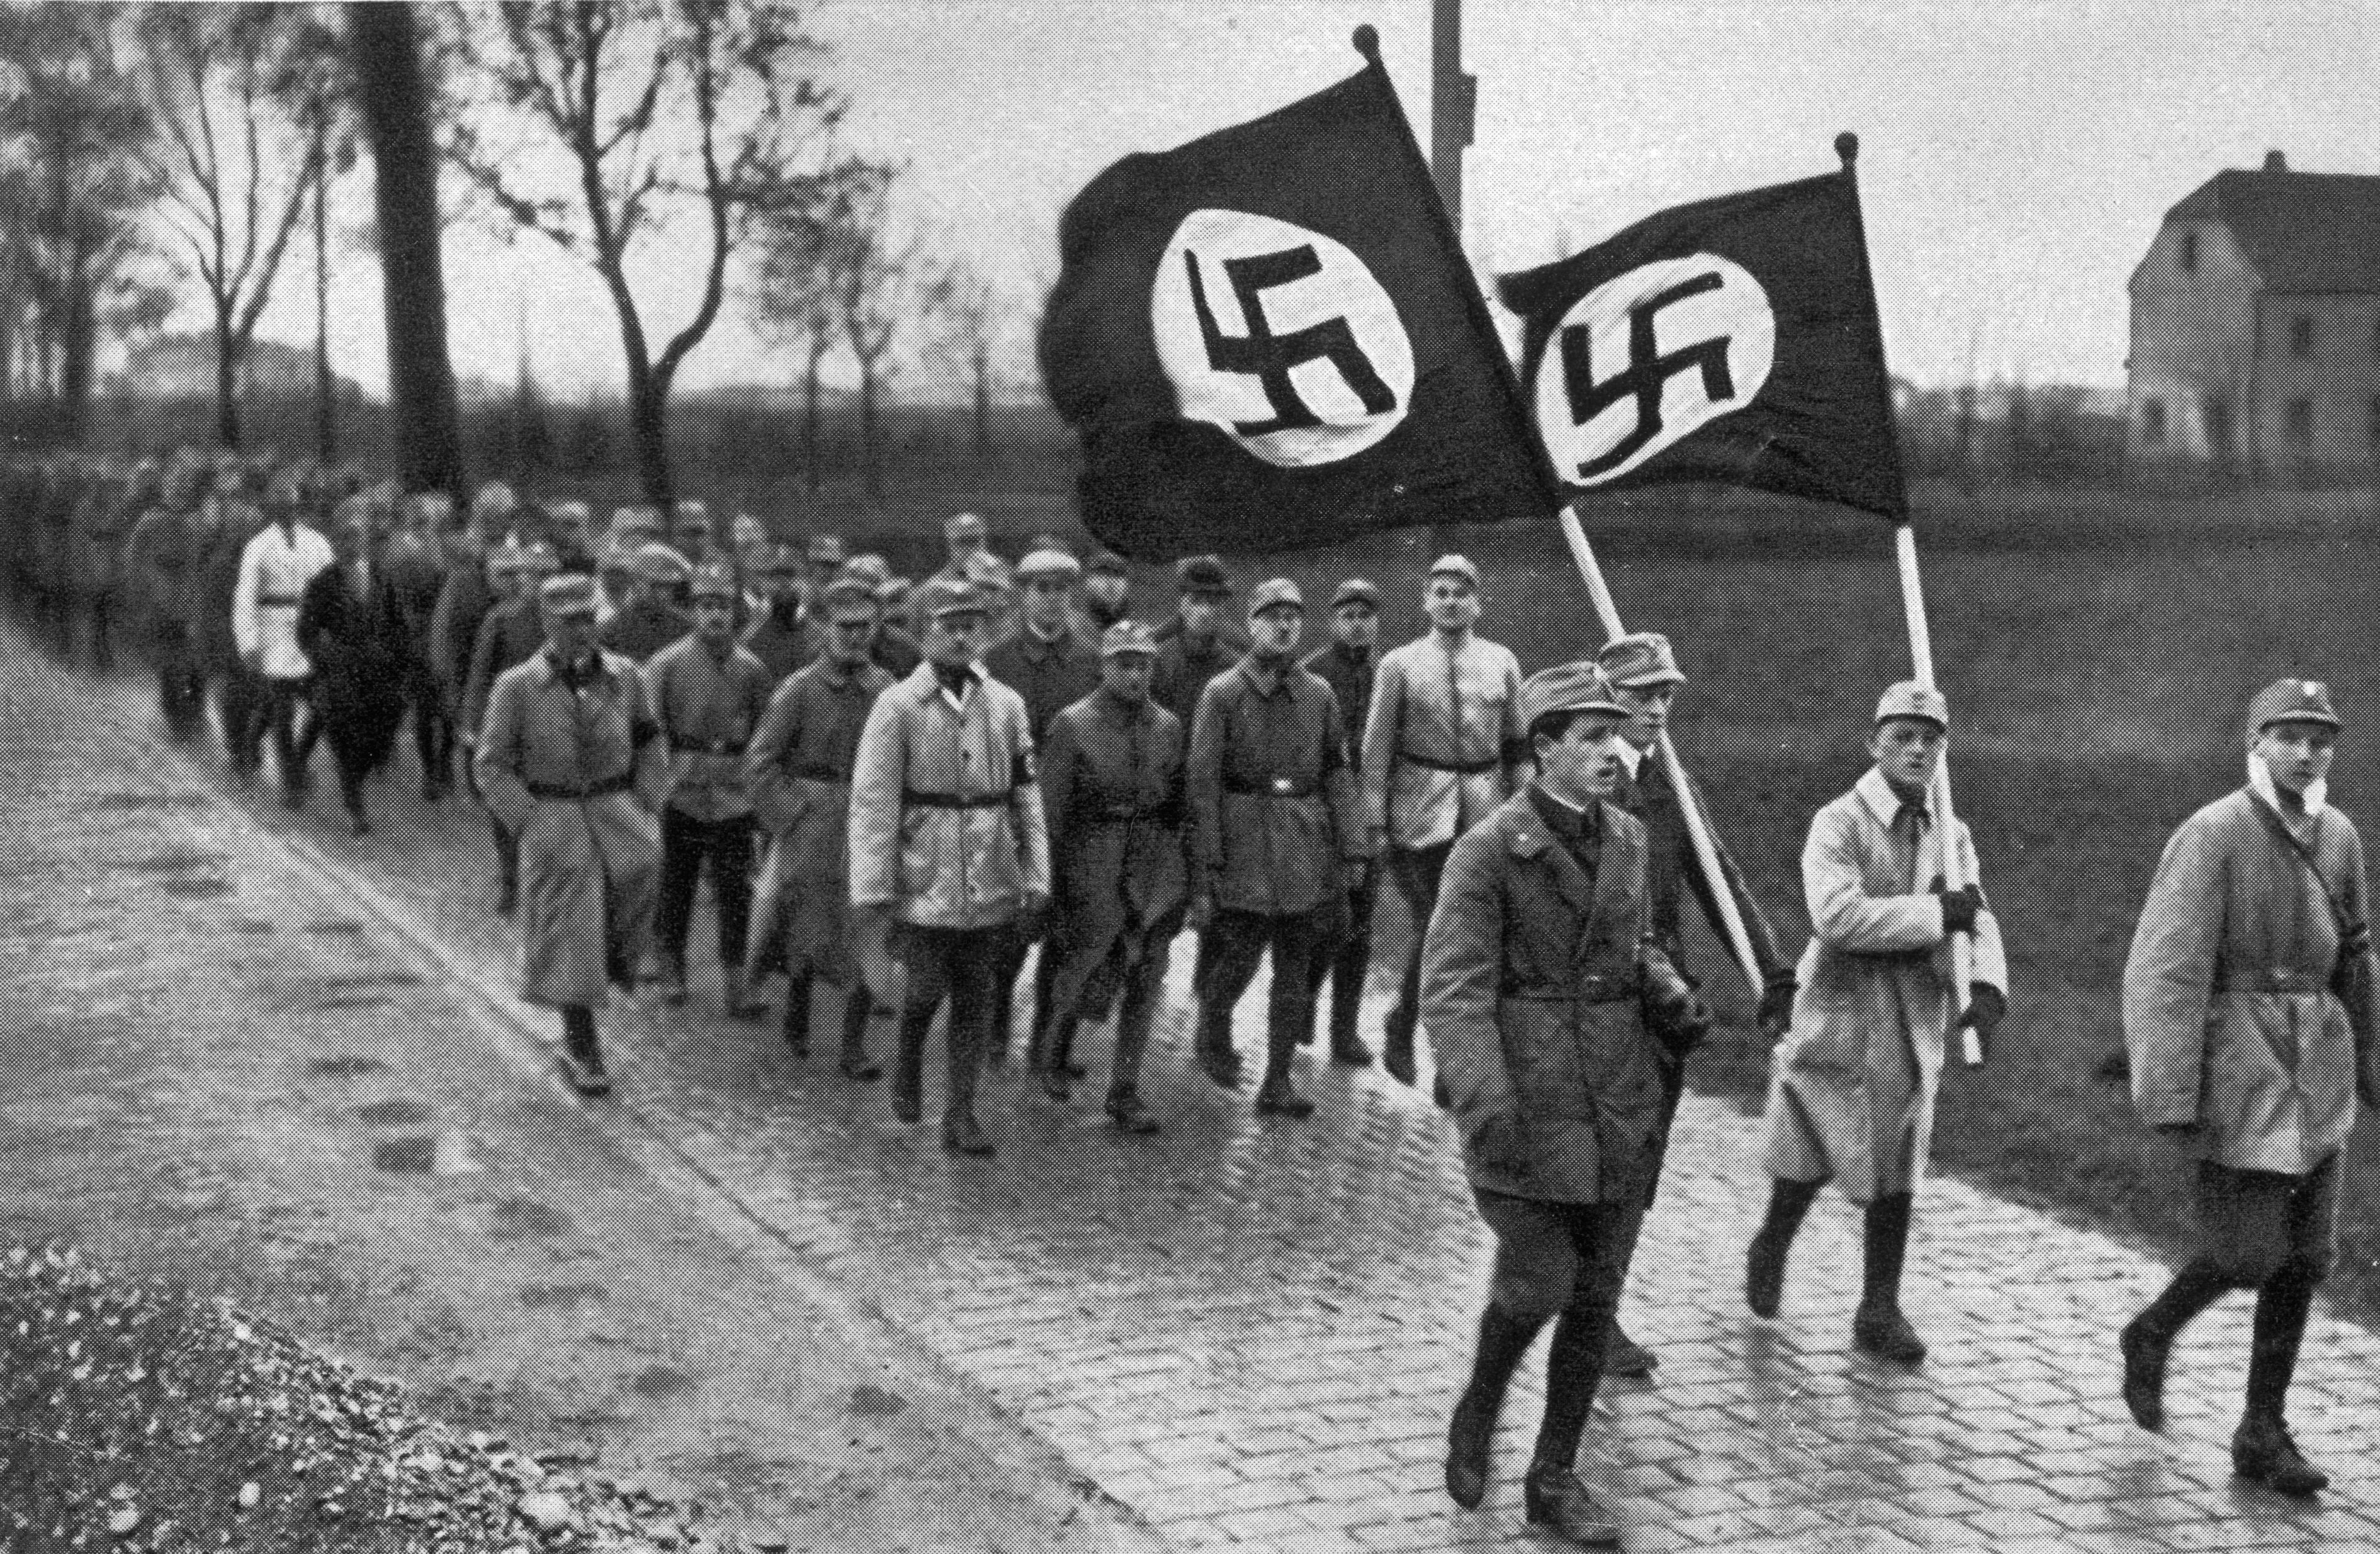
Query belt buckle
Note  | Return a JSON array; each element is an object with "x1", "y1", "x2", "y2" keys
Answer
[{"x1": 1271, "y1": 776, "x2": 1294, "y2": 795}]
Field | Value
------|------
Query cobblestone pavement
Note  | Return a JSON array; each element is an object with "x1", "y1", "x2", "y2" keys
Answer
[{"x1": 31, "y1": 637, "x2": 2380, "y2": 1552}]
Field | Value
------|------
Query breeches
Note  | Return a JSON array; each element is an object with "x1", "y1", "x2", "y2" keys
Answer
[
  {"x1": 1473, "y1": 1186, "x2": 1648, "y2": 1326},
  {"x1": 656, "y1": 809, "x2": 757, "y2": 970},
  {"x1": 2195, "y1": 1153, "x2": 2341, "y2": 1287}
]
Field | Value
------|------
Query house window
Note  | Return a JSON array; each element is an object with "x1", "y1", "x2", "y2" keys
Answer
[
  {"x1": 2141, "y1": 398, "x2": 2167, "y2": 444},
  {"x1": 2290, "y1": 315, "x2": 2314, "y2": 357},
  {"x1": 2180, "y1": 230, "x2": 2199, "y2": 272},
  {"x1": 2286, "y1": 398, "x2": 2314, "y2": 446}
]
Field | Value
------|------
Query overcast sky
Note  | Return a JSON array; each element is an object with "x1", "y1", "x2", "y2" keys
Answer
[{"x1": 272, "y1": 0, "x2": 2377, "y2": 401}]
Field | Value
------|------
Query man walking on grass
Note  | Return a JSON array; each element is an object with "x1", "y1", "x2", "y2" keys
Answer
[{"x1": 2119, "y1": 678, "x2": 2377, "y2": 1497}]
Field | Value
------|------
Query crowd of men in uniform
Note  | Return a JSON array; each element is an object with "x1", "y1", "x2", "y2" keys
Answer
[{"x1": 6, "y1": 445, "x2": 2371, "y2": 1548}]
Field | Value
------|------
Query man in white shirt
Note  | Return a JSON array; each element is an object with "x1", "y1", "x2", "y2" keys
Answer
[{"x1": 232, "y1": 483, "x2": 335, "y2": 808}]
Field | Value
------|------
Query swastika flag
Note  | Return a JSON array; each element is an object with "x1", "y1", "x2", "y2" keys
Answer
[
  {"x1": 1038, "y1": 50, "x2": 1560, "y2": 562},
  {"x1": 1496, "y1": 170, "x2": 1909, "y2": 522}
]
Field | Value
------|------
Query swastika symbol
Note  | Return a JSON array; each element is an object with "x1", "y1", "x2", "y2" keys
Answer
[
  {"x1": 1558, "y1": 271, "x2": 1737, "y2": 481},
  {"x1": 1184, "y1": 245, "x2": 1398, "y2": 439}
]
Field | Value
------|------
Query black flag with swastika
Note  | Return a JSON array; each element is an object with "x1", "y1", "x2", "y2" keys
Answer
[
  {"x1": 1037, "y1": 49, "x2": 1560, "y2": 562},
  {"x1": 1496, "y1": 170, "x2": 1908, "y2": 523}
]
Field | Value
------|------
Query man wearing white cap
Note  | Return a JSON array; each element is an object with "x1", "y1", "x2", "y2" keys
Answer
[
  {"x1": 1746, "y1": 682, "x2": 2007, "y2": 1368},
  {"x1": 1363, "y1": 554, "x2": 1526, "y2": 1085},
  {"x1": 231, "y1": 476, "x2": 336, "y2": 807},
  {"x1": 1425, "y1": 661, "x2": 1706, "y2": 1548},
  {"x1": 2118, "y1": 678, "x2": 2375, "y2": 1497}
]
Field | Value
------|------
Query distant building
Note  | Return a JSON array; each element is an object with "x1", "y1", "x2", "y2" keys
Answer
[{"x1": 2127, "y1": 151, "x2": 2380, "y2": 483}]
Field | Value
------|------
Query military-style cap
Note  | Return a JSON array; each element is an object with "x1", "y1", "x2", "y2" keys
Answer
[
  {"x1": 760, "y1": 542, "x2": 805, "y2": 576},
  {"x1": 690, "y1": 561, "x2": 739, "y2": 600},
  {"x1": 539, "y1": 573, "x2": 598, "y2": 617},
  {"x1": 1248, "y1": 578, "x2": 1305, "y2": 617},
  {"x1": 916, "y1": 578, "x2": 989, "y2": 621},
  {"x1": 634, "y1": 542, "x2": 693, "y2": 585},
  {"x1": 1100, "y1": 620, "x2": 1159, "y2": 658},
  {"x1": 806, "y1": 534, "x2": 849, "y2": 567},
  {"x1": 519, "y1": 539, "x2": 562, "y2": 575},
  {"x1": 731, "y1": 511, "x2": 767, "y2": 546},
  {"x1": 822, "y1": 574, "x2": 881, "y2": 615},
  {"x1": 2248, "y1": 677, "x2": 2342, "y2": 735},
  {"x1": 1428, "y1": 554, "x2": 1480, "y2": 588},
  {"x1": 1016, "y1": 548, "x2": 1082, "y2": 583},
  {"x1": 673, "y1": 498, "x2": 710, "y2": 522},
  {"x1": 944, "y1": 510, "x2": 987, "y2": 539},
  {"x1": 841, "y1": 554, "x2": 894, "y2": 589},
  {"x1": 1330, "y1": 578, "x2": 1381, "y2": 610},
  {"x1": 610, "y1": 503, "x2": 660, "y2": 535},
  {"x1": 962, "y1": 551, "x2": 1013, "y2": 590},
  {"x1": 544, "y1": 498, "x2": 592, "y2": 526},
  {"x1": 489, "y1": 540, "x2": 530, "y2": 577},
  {"x1": 1175, "y1": 554, "x2": 1232, "y2": 596},
  {"x1": 1874, "y1": 680, "x2": 1950, "y2": 730},
  {"x1": 1598, "y1": 631, "x2": 1686, "y2": 690},
  {"x1": 1518, "y1": 662, "x2": 1627, "y2": 735},
  {"x1": 1086, "y1": 549, "x2": 1129, "y2": 577}
]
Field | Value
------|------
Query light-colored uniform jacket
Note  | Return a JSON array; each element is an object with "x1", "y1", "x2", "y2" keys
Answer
[
  {"x1": 848, "y1": 664, "x2": 1049, "y2": 931},
  {"x1": 1361, "y1": 632, "x2": 1524, "y2": 850},
  {"x1": 232, "y1": 520, "x2": 334, "y2": 680},
  {"x1": 476, "y1": 649, "x2": 666, "y2": 1010},
  {"x1": 1761, "y1": 767, "x2": 2008, "y2": 1202},
  {"x1": 2124, "y1": 785, "x2": 2373, "y2": 1174}
]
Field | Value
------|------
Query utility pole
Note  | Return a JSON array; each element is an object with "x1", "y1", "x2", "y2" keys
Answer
[{"x1": 1429, "y1": 0, "x2": 1475, "y2": 238}]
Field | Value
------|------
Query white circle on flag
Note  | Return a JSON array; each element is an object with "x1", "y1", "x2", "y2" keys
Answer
[
  {"x1": 1533, "y1": 252, "x2": 1775, "y2": 486},
  {"x1": 1152, "y1": 208, "x2": 1414, "y2": 468}
]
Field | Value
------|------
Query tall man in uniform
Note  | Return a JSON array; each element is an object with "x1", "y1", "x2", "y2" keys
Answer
[
  {"x1": 1744, "y1": 683, "x2": 2008, "y2": 1367},
  {"x1": 1364, "y1": 555, "x2": 1526, "y2": 1085},
  {"x1": 1426, "y1": 663, "x2": 1707, "y2": 1550},
  {"x1": 1036, "y1": 621, "x2": 1187, "y2": 1132},
  {"x1": 746, "y1": 575, "x2": 895, "y2": 1079},
  {"x1": 475, "y1": 573, "x2": 666, "y2": 1097},
  {"x1": 983, "y1": 547, "x2": 1103, "y2": 1073},
  {"x1": 123, "y1": 456, "x2": 208, "y2": 742},
  {"x1": 232, "y1": 472, "x2": 335, "y2": 808},
  {"x1": 741, "y1": 543, "x2": 815, "y2": 683},
  {"x1": 2119, "y1": 678, "x2": 2376, "y2": 1496},
  {"x1": 1151, "y1": 554, "x2": 1243, "y2": 722},
  {"x1": 1187, "y1": 579, "x2": 1369, "y2": 1119},
  {"x1": 1303, "y1": 578, "x2": 1383, "y2": 1068},
  {"x1": 1590, "y1": 632, "x2": 1799, "y2": 1377},
  {"x1": 644, "y1": 562, "x2": 776, "y2": 1017},
  {"x1": 848, "y1": 579, "x2": 1050, "y2": 1156},
  {"x1": 463, "y1": 542, "x2": 559, "y2": 915}
]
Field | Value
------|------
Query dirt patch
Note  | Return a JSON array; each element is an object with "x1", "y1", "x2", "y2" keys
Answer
[
  {"x1": 117, "y1": 847, "x2": 223, "y2": 874},
  {"x1": 86, "y1": 791, "x2": 208, "y2": 812},
  {"x1": 630, "y1": 1363, "x2": 697, "y2": 1399},
  {"x1": 155, "y1": 875, "x2": 232, "y2": 899},
  {"x1": 373, "y1": 1136, "x2": 438, "y2": 1175},
  {"x1": 309, "y1": 1055, "x2": 388, "y2": 1078},
  {"x1": 519, "y1": 1283, "x2": 609, "y2": 1311},
  {"x1": 357, "y1": 1099, "x2": 434, "y2": 1127},
  {"x1": 848, "y1": 1384, "x2": 906, "y2": 1417},
  {"x1": 486, "y1": 1197, "x2": 573, "y2": 1241}
]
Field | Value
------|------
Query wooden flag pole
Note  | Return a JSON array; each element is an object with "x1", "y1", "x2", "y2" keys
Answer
[{"x1": 1559, "y1": 504, "x2": 1766, "y2": 997}]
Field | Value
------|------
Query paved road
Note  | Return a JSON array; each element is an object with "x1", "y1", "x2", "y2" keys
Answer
[{"x1": 19, "y1": 632, "x2": 2380, "y2": 1551}]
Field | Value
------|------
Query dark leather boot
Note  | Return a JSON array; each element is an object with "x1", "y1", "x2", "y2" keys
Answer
[
  {"x1": 782, "y1": 973, "x2": 812, "y2": 1059},
  {"x1": 1445, "y1": 1305, "x2": 1539, "y2": 1510},
  {"x1": 558, "y1": 1007, "x2": 611, "y2": 1097},
  {"x1": 1522, "y1": 1464, "x2": 1623, "y2": 1548},
  {"x1": 1383, "y1": 1003, "x2": 1418, "y2": 1085},
  {"x1": 941, "y1": 1109, "x2": 994, "y2": 1156},
  {"x1": 837, "y1": 985, "x2": 882, "y2": 1082},
  {"x1": 2233, "y1": 1414, "x2": 2328, "y2": 1497},
  {"x1": 1851, "y1": 1302, "x2": 1928, "y2": 1367},
  {"x1": 1105, "y1": 1090, "x2": 1160, "y2": 1136},
  {"x1": 2119, "y1": 1314, "x2": 2172, "y2": 1431},
  {"x1": 1605, "y1": 1323, "x2": 1658, "y2": 1380},
  {"x1": 890, "y1": 1011, "x2": 928, "y2": 1124}
]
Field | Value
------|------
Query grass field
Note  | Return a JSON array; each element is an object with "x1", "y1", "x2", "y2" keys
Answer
[{"x1": 739, "y1": 469, "x2": 2380, "y2": 1319}]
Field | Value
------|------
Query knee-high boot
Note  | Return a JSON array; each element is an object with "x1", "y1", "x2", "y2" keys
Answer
[
  {"x1": 839, "y1": 983, "x2": 882, "y2": 1081},
  {"x1": 1445, "y1": 1303, "x2": 1542, "y2": 1509},
  {"x1": 781, "y1": 971, "x2": 812, "y2": 1057},
  {"x1": 890, "y1": 1004, "x2": 931, "y2": 1124},
  {"x1": 1853, "y1": 1193, "x2": 1926, "y2": 1365},
  {"x1": 2121, "y1": 1255, "x2": 2231, "y2": 1429},
  {"x1": 2235, "y1": 1260, "x2": 2328, "y2": 1494},
  {"x1": 1744, "y1": 1175, "x2": 1822, "y2": 1317}
]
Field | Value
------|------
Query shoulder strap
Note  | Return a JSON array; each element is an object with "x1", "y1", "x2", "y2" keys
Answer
[{"x1": 2245, "y1": 791, "x2": 2360, "y2": 937}]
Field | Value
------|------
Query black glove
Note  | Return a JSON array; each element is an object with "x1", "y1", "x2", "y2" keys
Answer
[
  {"x1": 1933, "y1": 881, "x2": 1984, "y2": 936},
  {"x1": 1957, "y1": 982, "x2": 2007, "y2": 1060},
  {"x1": 1756, "y1": 977, "x2": 1797, "y2": 1042},
  {"x1": 1473, "y1": 1112, "x2": 1532, "y2": 1178}
]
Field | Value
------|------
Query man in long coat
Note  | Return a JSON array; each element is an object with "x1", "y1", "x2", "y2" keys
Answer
[
  {"x1": 476, "y1": 573, "x2": 665, "y2": 1096},
  {"x1": 746, "y1": 576, "x2": 895, "y2": 1079},
  {"x1": 1364, "y1": 554, "x2": 1527, "y2": 1085},
  {"x1": 1302, "y1": 578, "x2": 1383, "y2": 1067},
  {"x1": 740, "y1": 542, "x2": 816, "y2": 684},
  {"x1": 1424, "y1": 662, "x2": 1706, "y2": 1549},
  {"x1": 123, "y1": 457, "x2": 210, "y2": 742},
  {"x1": 463, "y1": 542, "x2": 559, "y2": 915},
  {"x1": 1187, "y1": 579, "x2": 1369, "y2": 1118},
  {"x1": 1036, "y1": 621, "x2": 1186, "y2": 1132},
  {"x1": 383, "y1": 491, "x2": 457, "y2": 800},
  {"x1": 848, "y1": 578, "x2": 1049, "y2": 1156},
  {"x1": 295, "y1": 505, "x2": 412, "y2": 835},
  {"x1": 2118, "y1": 678, "x2": 2376, "y2": 1497},
  {"x1": 644, "y1": 562, "x2": 775, "y2": 1016},
  {"x1": 1745, "y1": 682, "x2": 2008, "y2": 1367},
  {"x1": 1590, "y1": 630, "x2": 1798, "y2": 1377}
]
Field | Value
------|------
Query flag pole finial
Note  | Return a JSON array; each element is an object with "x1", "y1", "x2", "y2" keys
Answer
[
  {"x1": 1352, "y1": 23, "x2": 1381, "y2": 61},
  {"x1": 1834, "y1": 131, "x2": 1861, "y2": 171}
]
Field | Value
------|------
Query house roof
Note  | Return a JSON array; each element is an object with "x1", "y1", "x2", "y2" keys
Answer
[{"x1": 2169, "y1": 162, "x2": 2380, "y2": 293}]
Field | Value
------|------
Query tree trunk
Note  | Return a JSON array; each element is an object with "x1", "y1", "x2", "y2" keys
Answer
[
  {"x1": 858, "y1": 361, "x2": 880, "y2": 500},
  {"x1": 802, "y1": 340, "x2": 823, "y2": 495},
  {"x1": 215, "y1": 319, "x2": 243, "y2": 450},
  {"x1": 56, "y1": 252, "x2": 94, "y2": 447},
  {"x1": 313, "y1": 111, "x2": 337, "y2": 466},
  {"x1": 971, "y1": 344, "x2": 990, "y2": 459},
  {"x1": 627, "y1": 367, "x2": 674, "y2": 511},
  {"x1": 347, "y1": 2, "x2": 464, "y2": 501}
]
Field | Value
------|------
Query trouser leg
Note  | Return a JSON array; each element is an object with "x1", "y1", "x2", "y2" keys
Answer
[
  {"x1": 892, "y1": 925, "x2": 955, "y2": 1123},
  {"x1": 268, "y1": 677, "x2": 311, "y2": 798},
  {"x1": 1030, "y1": 939, "x2": 1066, "y2": 1069},
  {"x1": 491, "y1": 817, "x2": 520, "y2": 910},
  {"x1": 710, "y1": 816, "x2": 756, "y2": 973},
  {"x1": 1532, "y1": 1200, "x2": 1636, "y2": 1475},
  {"x1": 1745, "y1": 1174, "x2": 1824, "y2": 1317},
  {"x1": 987, "y1": 926, "x2": 1028, "y2": 1067},
  {"x1": 782, "y1": 970, "x2": 813, "y2": 1055},
  {"x1": 1262, "y1": 910, "x2": 1323, "y2": 1088},
  {"x1": 1198, "y1": 911, "x2": 1269, "y2": 1082},
  {"x1": 2245, "y1": 1261, "x2": 2320, "y2": 1423},
  {"x1": 1861, "y1": 1192, "x2": 1916, "y2": 1309},
  {"x1": 654, "y1": 807, "x2": 702, "y2": 980},
  {"x1": 1384, "y1": 842, "x2": 1450, "y2": 1080},
  {"x1": 838, "y1": 981, "x2": 880, "y2": 1077},
  {"x1": 1108, "y1": 941, "x2": 1168, "y2": 1104},
  {"x1": 941, "y1": 927, "x2": 1000, "y2": 1126}
]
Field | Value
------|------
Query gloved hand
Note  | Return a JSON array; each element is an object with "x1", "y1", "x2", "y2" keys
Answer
[
  {"x1": 1933, "y1": 881, "x2": 1984, "y2": 936},
  {"x1": 1957, "y1": 981, "x2": 2007, "y2": 1061},
  {"x1": 1473, "y1": 1111, "x2": 1532, "y2": 1178},
  {"x1": 1757, "y1": 977, "x2": 1797, "y2": 1043},
  {"x1": 1644, "y1": 980, "x2": 1712, "y2": 1058},
  {"x1": 1187, "y1": 893, "x2": 1214, "y2": 932}
]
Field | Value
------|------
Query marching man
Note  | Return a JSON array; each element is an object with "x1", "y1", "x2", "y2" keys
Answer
[
  {"x1": 232, "y1": 474, "x2": 335, "y2": 807},
  {"x1": 2119, "y1": 678, "x2": 2376, "y2": 1497},
  {"x1": 1426, "y1": 663, "x2": 1707, "y2": 1550},
  {"x1": 1744, "y1": 682, "x2": 2007, "y2": 1366}
]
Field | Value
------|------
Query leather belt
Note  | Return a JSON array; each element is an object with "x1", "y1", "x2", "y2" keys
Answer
[
  {"x1": 903, "y1": 788, "x2": 1011, "y2": 810},
  {"x1": 1223, "y1": 774, "x2": 1318, "y2": 798},
  {"x1": 789, "y1": 762, "x2": 849, "y2": 784},
  {"x1": 1400, "y1": 750, "x2": 1500, "y2": 776},
  {"x1": 2213, "y1": 969, "x2": 2329, "y2": 995},
  {"x1": 1506, "y1": 975, "x2": 1639, "y2": 1006},
  {"x1": 527, "y1": 774, "x2": 634, "y2": 802},
  {"x1": 670, "y1": 733, "x2": 748, "y2": 757}
]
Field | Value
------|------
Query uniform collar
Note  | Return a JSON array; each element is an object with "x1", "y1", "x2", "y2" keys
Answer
[
  {"x1": 1237, "y1": 654, "x2": 1296, "y2": 697},
  {"x1": 1615, "y1": 740, "x2": 1646, "y2": 780},
  {"x1": 1855, "y1": 766, "x2": 1927, "y2": 828},
  {"x1": 2248, "y1": 753, "x2": 2328, "y2": 822}
]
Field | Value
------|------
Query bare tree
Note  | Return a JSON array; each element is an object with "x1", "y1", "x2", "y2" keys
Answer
[
  {"x1": 135, "y1": 3, "x2": 347, "y2": 449},
  {"x1": 0, "y1": 4, "x2": 171, "y2": 444},
  {"x1": 925, "y1": 254, "x2": 1001, "y2": 460},
  {"x1": 746, "y1": 196, "x2": 845, "y2": 494},
  {"x1": 828, "y1": 164, "x2": 923, "y2": 500},
  {"x1": 444, "y1": 0, "x2": 854, "y2": 509}
]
